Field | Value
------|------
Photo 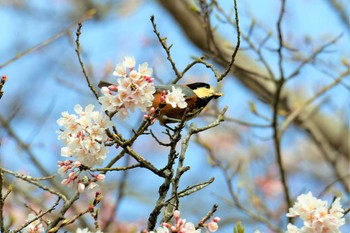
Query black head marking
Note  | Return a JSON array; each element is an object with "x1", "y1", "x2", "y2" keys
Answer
[{"x1": 186, "y1": 82, "x2": 211, "y2": 90}]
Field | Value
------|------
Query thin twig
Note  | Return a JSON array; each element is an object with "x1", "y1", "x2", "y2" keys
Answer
[
  {"x1": 15, "y1": 198, "x2": 61, "y2": 233},
  {"x1": 218, "y1": 0, "x2": 240, "y2": 81},
  {"x1": 103, "y1": 120, "x2": 151, "y2": 171},
  {"x1": 318, "y1": 173, "x2": 350, "y2": 198},
  {"x1": 205, "y1": 113, "x2": 271, "y2": 128},
  {"x1": 155, "y1": 115, "x2": 188, "y2": 227},
  {"x1": 273, "y1": 0, "x2": 292, "y2": 214},
  {"x1": 162, "y1": 106, "x2": 227, "y2": 223},
  {"x1": 0, "y1": 31, "x2": 67, "y2": 69},
  {"x1": 0, "y1": 170, "x2": 4, "y2": 233},
  {"x1": 0, "y1": 114, "x2": 78, "y2": 211},
  {"x1": 343, "y1": 207, "x2": 350, "y2": 216},
  {"x1": 0, "y1": 167, "x2": 67, "y2": 202},
  {"x1": 0, "y1": 76, "x2": 7, "y2": 100},
  {"x1": 107, "y1": 130, "x2": 164, "y2": 177},
  {"x1": 47, "y1": 191, "x2": 80, "y2": 231},
  {"x1": 276, "y1": 0, "x2": 285, "y2": 81},
  {"x1": 175, "y1": 177, "x2": 215, "y2": 198},
  {"x1": 280, "y1": 69, "x2": 349, "y2": 136},
  {"x1": 75, "y1": 22, "x2": 100, "y2": 100},
  {"x1": 326, "y1": 0, "x2": 350, "y2": 28},
  {"x1": 196, "y1": 204, "x2": 218, "y2": 229},
  {"x1": 92, "y1": 163, "x2": 140, "y2": 172},
  {"x1": 214, "y1": 2, "x2": 275, "y2": 81},
  {"x1": 150, "y1": 15, "x2": 181, "y2": 81},
  {"x1": 286, "y1": 34, "x2": 342, "y2": 81},
  {"x1": 221, "y1": 167, "x2": 282, "y2": 232},
  {"x1": 0, "y1": 11, "x2": 95, "y2": 69},
  {"x1": 102, "y1": 156, "x2": 130, "y2": 231},
  {"x1": 150, "y1": 129, "x2": 171, "y2": 146}
]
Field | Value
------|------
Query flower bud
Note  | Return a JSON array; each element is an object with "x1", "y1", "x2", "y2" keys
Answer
[
  {"x1": 78, "y1": 182, "x2": 85, "y2": 193},
  {"x1": 174, "y1": 210, "x2": 180, "y2": 219},
  {"x1": 95, "y1": 174, "x2": 105, "y2": 182}
]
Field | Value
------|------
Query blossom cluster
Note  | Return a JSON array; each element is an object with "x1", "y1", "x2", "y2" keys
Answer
[
  {"x1": 286, "y1": 192, "x2": 345, "y2": 233},
  {"x1": 99, "y1": 56, "x2": 156, "y2": 118},
  {"x1": 57, "y1": 160, "x2": 105, "y2": 193},
  {"x1": 57, "y1": 104, "x2": 113, "y2": 167},
  {"x1": 149, "y1": 210, "x2": 220, "y2": 233},
  {"x1": 99, "y1": 56, "x2": 188, "y2": 120}
]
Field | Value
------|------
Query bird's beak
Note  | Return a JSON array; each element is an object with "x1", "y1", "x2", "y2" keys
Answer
[{"x1": 213, "y1": 92, "x2": 223, "y2": 98}]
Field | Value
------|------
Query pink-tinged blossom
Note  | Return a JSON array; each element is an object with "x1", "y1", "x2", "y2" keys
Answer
[
  {"x1": 206, "y1": 216, "x2": 220, "y2": 232},
  {"x1": 99, "y1": 56, "x2": 156, "y2": 118},
  {"x1": 57, "y1": 104, "x2": 113, "y2": 167},
  {"x1": 174, "y1": 210, "x2": 181, "y2": 220},
  {"x1": 95, "y1": 174, "x2": 105, "y2": 182},
  {"x1": 206, "y1": 222, "x2": 218, "y2": 232},
  {"x1": 149, "y1": 210, "x2": 220, "y2": 233},
  {"x1": 165, "y1": 86, "x2": 187, "y2": 109},
  {"x1": 58, "y1": 160, "x2": 105, "y2": 193},
  {"x1": 286, "y1": 192, "x2": 345, "y2": 233},
  {"x1": 22, "y1": 213, "x2": 45, "y2": 233},
  {"x1": 61, "y1": 171, "x2": 77, "y2": 187}
]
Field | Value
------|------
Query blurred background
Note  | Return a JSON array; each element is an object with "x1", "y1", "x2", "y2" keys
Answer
[{"x1": 0, "y1": 0, "x2": 349, "y2": 232}]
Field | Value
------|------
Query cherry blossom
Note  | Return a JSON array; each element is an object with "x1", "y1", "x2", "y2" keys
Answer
[
  {"x1": 286, "y1": 192, "x2": 345, "y2": 233},
  {"x1": 99, "y1": 56, "x2": 156, "y2": 118},
  {"x1": 57, "y1": 104, "x2": 112, "y2": 167},
  {"x1": 148, "y1": 210, "x2": 220, "y2": 233},
  {"x1": 22, "y1": 213, "x2": 45, "y2": 233},
  {"x1": 165, "y1": 86, "x2": 187, "y2": 109}
]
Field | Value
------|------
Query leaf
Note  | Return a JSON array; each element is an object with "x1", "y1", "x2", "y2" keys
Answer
[
  {"x1": 233, "y1": 221, "x2": 245, "y2": 233},
  {"x1": 248, "y1": 101, "x2": 257, "y2": 115}
]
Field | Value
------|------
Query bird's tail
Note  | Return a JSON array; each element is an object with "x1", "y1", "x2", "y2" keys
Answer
[{"x1": 98, "y1": 80, "x2": 113, "y2": 88}]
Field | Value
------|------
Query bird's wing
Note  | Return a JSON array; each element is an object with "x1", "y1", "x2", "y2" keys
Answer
[{"x1": 155, "y1": 84, "x2": 196, "y2": 100}]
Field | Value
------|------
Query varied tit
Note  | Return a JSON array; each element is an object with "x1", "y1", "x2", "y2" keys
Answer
[{"x1": 98, "y1": 81, "x2": 223, "y2": 125}]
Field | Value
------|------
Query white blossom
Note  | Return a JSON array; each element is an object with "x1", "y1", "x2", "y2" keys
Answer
[
  {"x1": 286, "y1": 192, "x2": 345, "y2": 233},
  {"x1": 138, "y1": 62, "x2": 153, "y2": 77},
  {"x1": 122, "y1": 56, "x2": 136, "y2": 69},
  {"x1": 57, "y1": 104, "x2": 113, "y2": 167},
  {"x1": 22, "y1": 213, "x2": 45, "y2": 233},
  {"x1": 165, "y1": 86, "x2": 187, "y2": 109},
  {"x1": 99, "y1": 57, "x2": 156, "y2": 118}
]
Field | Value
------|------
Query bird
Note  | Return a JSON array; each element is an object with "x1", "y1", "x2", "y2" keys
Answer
[{"x1": 98, "y1": 81, "x2": 223, "y2": 125}]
